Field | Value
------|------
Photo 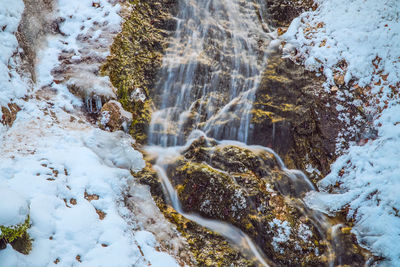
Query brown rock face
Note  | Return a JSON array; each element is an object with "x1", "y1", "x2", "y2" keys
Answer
[
  {"x1": 250, "y1": 52, "x2": 364, "y2": 180},
  {"x1": 1, "y1": 103, "x2": 21, "y2": 127},
  {"x1": 265, "y1": 0, "x2": 317, "y2": 27}
]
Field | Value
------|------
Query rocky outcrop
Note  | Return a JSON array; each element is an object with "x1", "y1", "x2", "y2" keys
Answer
[
  {"x1": 161, "y1": 137, "x2": 367, "y2": 266},
  {"x1": 134, "y1": 163, "x2": 255, "y2": 266},
  {"x1": 101, "y1": 0, "x2": 179, "y2": 143},
  {"x1": 97, "y1": 100, "x2": 132, "y2": 132},
  {"x1": 265, "y1": 0, "x2": 317, "y2": 27},
  {"x1": 250, "y1": 52, "x2": 365, "y2": 180}
]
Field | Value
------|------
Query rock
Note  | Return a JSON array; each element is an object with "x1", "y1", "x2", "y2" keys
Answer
[
  {"x1": 101, "y1": 0, "x2": 179, "y2": 143},
  {"x1": 251, "y1": 52, "x2": 365, "y2": 180},
  {"x1": 0, "y1": 186, "x2": 31, "y2": 255},
  {"x1": 97, "y1": 100, "x2": 132, "y2": 132},
  {"x1": 265, "y1": 0, "x2": 317, "y2": 27},
  {"x1": 160, "y1": 136, "x2": 367, "y2": 266},
  {"x1": 334, "y1": 73, "x2": 345, "y2": 86},
  {"x1": 134, "y1": 164, "x2": 254, "y2": 266},
  {"x1": 1, "y1": 103, "x2": 21, "y2": 127},
  {"x1": 331, "y1": 85, "x2": 339, "y2": 93}
]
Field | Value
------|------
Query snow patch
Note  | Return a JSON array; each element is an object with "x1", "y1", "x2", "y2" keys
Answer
[
  {"x1": 0, "y1": 186, "x2": 29, "y2": 227},
  {"x1": 269, "y1": 218, "x2": 291, "y2": 254}
]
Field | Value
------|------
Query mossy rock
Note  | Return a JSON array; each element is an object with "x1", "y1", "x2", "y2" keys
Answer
[
  {"x1": 101, "y1": 0, "x2": 178, "y2": 143},
  {"x1": 148, "y1": 136, "x2": 368, "y2": 266},
  {"x1": 133, "y1": 164, "x2": 256, "y2": 266},
  {"x1": 0, "y1": 217, "x2": 32, "y2": 255},
  {"x1": 250, "y1": 52, "x2": 366, "y2": 181}
]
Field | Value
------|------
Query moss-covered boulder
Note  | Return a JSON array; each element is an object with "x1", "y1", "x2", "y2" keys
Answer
[
  {"x1": 159, "y1": 136, "x2": 367, "y2": 266},
  {"x1": 134, "y1": 163, "x2": 256, "y2": 266},
  {"x1": 101, "y1": 0, "x2": 178, "y2": 143}
]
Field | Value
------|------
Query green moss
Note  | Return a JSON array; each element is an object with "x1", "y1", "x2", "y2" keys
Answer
[
  {"x1": 101, "y1": 0, "x2": 170, "y2": 143},
  {"x1": 0, "y1": 216, "x2": 32, "y2": 255},
  {"x1": 0, "y1": 216, "x2": 30, "y2": 243}
]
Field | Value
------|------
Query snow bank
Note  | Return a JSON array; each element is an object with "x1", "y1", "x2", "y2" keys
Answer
[
  {"x1": 84, "y1": 129, "x2": 145, "y2": 172},
  {"x1": 0, "y1": 0, "x2": 181, "y2": 266},
  {"x1": 284, "y1": 0, "x2": 400, "y2": 264},
  {"x1": 284, "y1": 0, "x2": 400, "y2": 89},
  {"x1": 36, "y1": 0, "x2": 121, "y2": 105},
  {"x1": 0, "y1": 186, "x2": 28, "y2": 227},
  {"x1": 0, "y1": 104, "x2": 144, "y2": 266},
  {"x1": 306, "y1": 105, "x2": 400, "y2": 265}
]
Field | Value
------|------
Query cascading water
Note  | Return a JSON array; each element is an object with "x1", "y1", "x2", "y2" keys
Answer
[
  {"x1": 148, "y1": 0, "x2": 272, "y2": 146},
  {"x1": 145, "y1": 0, "x2": 353, "y2": 266}
]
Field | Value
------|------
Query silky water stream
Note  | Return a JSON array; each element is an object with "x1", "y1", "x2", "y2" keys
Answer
[{"x1": 145, "y1": 0, "x2": 350, "y2": 265}]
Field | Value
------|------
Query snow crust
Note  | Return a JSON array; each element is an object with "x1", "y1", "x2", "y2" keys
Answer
[{"x1": 284, "y1": 0, "x2": 400, "y2": 264}]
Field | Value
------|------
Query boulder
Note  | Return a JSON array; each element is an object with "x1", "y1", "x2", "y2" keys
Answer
[{"x1": 97, "y1": 100, "x2": 132, "y2": 132}]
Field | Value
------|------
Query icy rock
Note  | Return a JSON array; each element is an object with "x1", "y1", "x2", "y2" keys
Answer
[
  {"x1": 97, "y1": 100, "x2": 132, "y2": 132},
  {"x1": 0, "y1": 186, "x2": 29, "y2": 227}
]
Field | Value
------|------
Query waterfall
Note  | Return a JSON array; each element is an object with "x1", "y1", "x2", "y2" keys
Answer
[{"x1": 148, "y1": 0, "x2": 272, "y2": 146}]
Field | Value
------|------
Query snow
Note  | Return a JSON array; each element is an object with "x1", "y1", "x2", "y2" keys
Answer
[
  {"x1": 0, "y1": 0, "x2": 29, "y2": 108},
  {"x1": 0, "y1": 0, "x2": 180, "y2": 266},
  {"x1": 306, "y1": 105, "x2": 400, "y2": 265},
  {"x1": 284, "y1": 0, "x2": 400, "y2": 89},
  {"x1": 284, "y1": 0, "x2": 400, "y2": 265},
  {"x1": 0, "y1": 186, "x2": 29, "y2": 227},
  {"x1": 37, "y1": 0, "x2": 121, "y2": 101},
  {"x1": 268, "y1": 219, "x2": 291, "y2": 254},
  {"x1": 135, "y1": 231, "x2": 182, "y2": 267}
]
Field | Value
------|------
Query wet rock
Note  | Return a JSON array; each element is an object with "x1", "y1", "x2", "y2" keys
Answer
[
  {"x1": 265, "y1": 0, "x2": 317, "y2": 27},
  {"x1": 250, "y1": 52, "x2": 365, "y2": 180},
  {"x1": 97, "y1": 100, "x2": 132, "y2": 132},
  {"x1": 157, "y1": 136, "x2": 368, "y2": 266},
  {"x1": 186, "y1": 138, "x2": 368, "y2": 265},
  {"x1": 134, "y1": 164, "x2": 255, "y2": 266}
]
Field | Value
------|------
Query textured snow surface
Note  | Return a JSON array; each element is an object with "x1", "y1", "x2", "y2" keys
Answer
[
  {"x1": 0, "y1": 0, "x2": 28, "y2": 109},
  {"x1": 0, "y1": 0, "x2": 180, "y2": 266},
  {"x1": 284, "y1": 0, "x2": 400, "y2": 265},
  {"x1": 284, "y1": 0, "x2": 400, "y2": 89}
]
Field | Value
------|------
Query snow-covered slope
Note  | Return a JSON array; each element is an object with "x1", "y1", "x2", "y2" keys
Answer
[
  {"x1": 0, "y1": 0, "x2": 29, "y2": 114},
  {"x1": 284, "y1": 0, "x2": 400, "y2": 265},
  {"x1": 0, "y1": 1, "x2": 181, "y2": 266}
]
